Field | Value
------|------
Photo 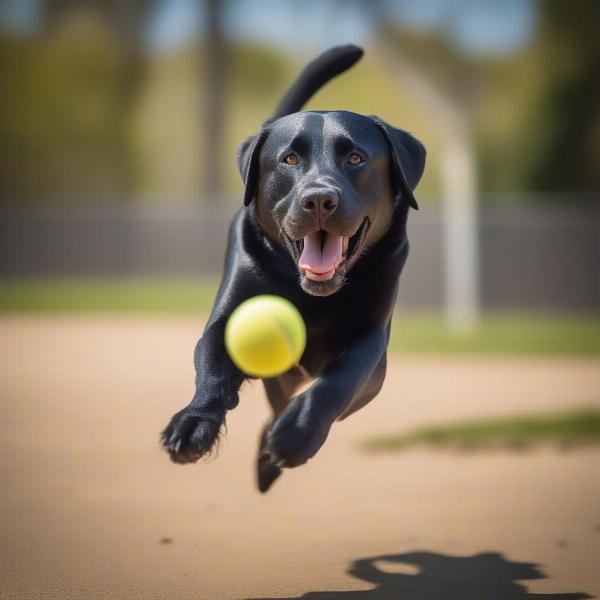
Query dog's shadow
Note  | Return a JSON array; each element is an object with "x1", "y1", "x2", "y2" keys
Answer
[{"x1": 247, "y1": 550, "x2": 591, "y2": 599}]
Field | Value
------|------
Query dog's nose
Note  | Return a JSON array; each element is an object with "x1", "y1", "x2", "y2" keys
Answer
[{"x1": 299, "y1": 188, "x2": 339, "y2": 220}]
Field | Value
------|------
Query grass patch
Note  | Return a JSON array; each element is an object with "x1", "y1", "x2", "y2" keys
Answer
[
  {"x1": 0, "y1": 278, "x2": 599, "y2": 355},
  {"x1": 360, "y1": 409, "x2": 600, "y2": 453},
  {"x1": 388, "y1": 313, "x2": 600, "y2": 355},
  {"x1": 0, "y1": 278, "x2": 219, "y2": 313}
]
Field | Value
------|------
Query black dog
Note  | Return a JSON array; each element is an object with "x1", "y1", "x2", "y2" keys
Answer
[{"x1": 161, "y1": 45, "x2": 425, "y2": 493}]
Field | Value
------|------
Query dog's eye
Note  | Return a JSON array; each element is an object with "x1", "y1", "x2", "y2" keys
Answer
[
  {"x1": 348, "y1": 153, "x2": 364, "y2": 165},
  {"x1": 283, "y1": 154, "x2": 299, "y2": 166}
]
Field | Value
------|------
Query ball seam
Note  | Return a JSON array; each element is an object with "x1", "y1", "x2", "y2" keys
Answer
[{"x1": 266, "y1": 312, "x2": 298, "y2": 364}]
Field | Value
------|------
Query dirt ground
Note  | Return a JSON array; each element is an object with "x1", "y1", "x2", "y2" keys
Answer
[{"x1": 1, "y1": 315, "x2": 599, "y2": 600}]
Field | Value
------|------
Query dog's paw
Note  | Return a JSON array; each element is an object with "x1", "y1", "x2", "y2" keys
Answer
[
  {"x1": 256, "y1": 422, "x2": 283, "y2": 493},
  {"x1": 265, "y1": 397, "x2": 331, "y2": 468},
  {"x1": 160, "y1": 406, "x2": 225, "y2": 464}
]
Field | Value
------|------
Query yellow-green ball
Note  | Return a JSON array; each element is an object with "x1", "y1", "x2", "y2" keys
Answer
[{"x1": 225, "y1": 295, "x2": 306, "y2": 378}]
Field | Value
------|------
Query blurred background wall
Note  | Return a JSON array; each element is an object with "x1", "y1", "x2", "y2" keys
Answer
[{"x1": 0, "y1": 0, "x2": 598, "y2": 313}]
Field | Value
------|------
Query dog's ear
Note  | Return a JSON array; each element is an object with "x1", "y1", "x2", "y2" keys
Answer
[
  {"x1": 369, "y1": 116, "x2": 426, "y2": 210},
  {"x1": 237, "y1": 127, "x2": 271, "y2": 206}
]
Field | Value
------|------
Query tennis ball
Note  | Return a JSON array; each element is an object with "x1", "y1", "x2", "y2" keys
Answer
[{"x1": 225, "y1": 295, "x2": 306, "y2": 378}]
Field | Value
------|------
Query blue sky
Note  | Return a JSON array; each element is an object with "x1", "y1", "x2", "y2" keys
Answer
[{"x1": 148, "y1": 0, "x2": 538, "y2": 55}]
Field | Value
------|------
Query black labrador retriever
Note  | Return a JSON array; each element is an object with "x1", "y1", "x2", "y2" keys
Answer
[{"x1": 161, "y1": 45, "x2": 426, "y2": 493}]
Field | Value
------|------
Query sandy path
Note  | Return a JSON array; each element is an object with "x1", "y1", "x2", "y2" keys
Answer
[{"x1": 0, "y1": 315, "x2": 599, "y2": 599}]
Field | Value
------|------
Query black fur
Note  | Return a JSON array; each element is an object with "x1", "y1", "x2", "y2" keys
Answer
[{"x1": 161, "y1": 45, "x2": 426, "y2": 493}]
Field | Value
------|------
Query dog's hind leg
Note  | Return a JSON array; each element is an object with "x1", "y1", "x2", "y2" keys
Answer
[{"x1": 257, "y1": 368, "x2": 309, "y2": 492}]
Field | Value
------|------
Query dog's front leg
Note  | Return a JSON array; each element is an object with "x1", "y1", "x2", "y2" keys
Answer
[
  {"x1": 161, "y1": 317, "x2": 245, "y2": 464},
  {"x1": 264, "y1": 327, "x2": 387, "y2": 468}
]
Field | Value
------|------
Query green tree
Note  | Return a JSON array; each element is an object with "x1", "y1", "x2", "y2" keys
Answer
[
  {"x1": 523, "y1": 0, "x2": 600, "y2": 192},
  {"x1": 0, "y1": 1, "x2": 155, "y2": 204}
]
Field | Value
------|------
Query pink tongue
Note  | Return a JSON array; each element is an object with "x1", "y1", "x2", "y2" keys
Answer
[{"x1": 299, "y1": 232, "x2": 343, "y2": 279}]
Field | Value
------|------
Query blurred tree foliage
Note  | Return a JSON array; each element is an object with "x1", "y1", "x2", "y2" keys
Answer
[
  {"x1": 480, "y1": 0, "x2": 600, "y2": 195},
  {"x1": 0, "y1": 1, "x2": 153, "y2": 204},
  {"x1": 385, "y1": 0, "x2": 600, "y2": 197},
  {"x1": 0, "y1": 0, "x2": 598, "y2": 205},
  {"x1": 523, "y1": 0, "x2": 600, "y2": 192}
]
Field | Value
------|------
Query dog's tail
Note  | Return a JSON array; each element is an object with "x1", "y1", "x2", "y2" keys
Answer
[{"x1": 272, "y1": 45, "x2": 364, "y2": 119}]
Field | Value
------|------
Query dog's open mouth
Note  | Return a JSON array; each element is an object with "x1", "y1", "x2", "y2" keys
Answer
[{"x1": 285, "y1": 218, "x2": 370, "y2": 282}]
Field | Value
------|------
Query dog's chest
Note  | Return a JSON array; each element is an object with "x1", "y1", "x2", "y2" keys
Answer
[{"x1": 298, "y1": 311, "x2": 352, "y2": 371}]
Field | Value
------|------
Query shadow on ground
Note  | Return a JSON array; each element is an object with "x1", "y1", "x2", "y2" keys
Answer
[{"x1": 247, "y1": 551, "x2": 591, "y2": 599}]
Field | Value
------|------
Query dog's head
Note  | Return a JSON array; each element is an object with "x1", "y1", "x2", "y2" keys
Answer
[{"x1": 238, "y1": 110, "x2": 425, "y2": 297}]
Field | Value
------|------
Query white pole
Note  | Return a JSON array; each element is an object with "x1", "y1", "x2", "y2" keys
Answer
[{"x1": 441, "y1": 135, "x2": 479, "y2": 331}]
